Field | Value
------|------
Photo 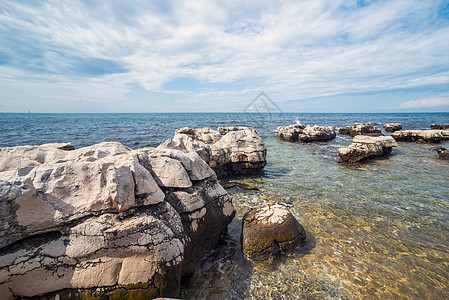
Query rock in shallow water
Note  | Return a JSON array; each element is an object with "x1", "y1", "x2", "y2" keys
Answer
[
  {"x1": 276, "y1": 124, "x2": 336, "y2": 142},
  {"x1": 338, "y1": 135, "x2": 398, "y2": 163},
  {"x1": 241, "y1": 203, "x2": 306, "y2": 260},
  {"x1": 159, "y1": 127, "x2": 266, "y2": 178},
  {"x1": 391, "y1": 130, "x2": 443, "y2": 143},
  {"x1": 0, "y1": 142, "x2": 235, "y2": 299},
  {"x1": 339, "y1": 123, "x2": 382, "y2": 137},
  {"x1": 383, "y1": 123, "x2": 402, "y2": 132}
]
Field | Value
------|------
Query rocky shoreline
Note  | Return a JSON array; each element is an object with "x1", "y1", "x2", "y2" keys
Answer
[{"x1": 0, "y1": 122, "x2": 448, "y2": 299}]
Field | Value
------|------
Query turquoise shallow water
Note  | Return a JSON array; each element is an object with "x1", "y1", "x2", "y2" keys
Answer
[{"x1": 1, "y1": 112, "x2": 448, "y2": 298}]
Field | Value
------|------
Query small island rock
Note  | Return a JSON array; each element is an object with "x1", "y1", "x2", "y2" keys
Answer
[
  {"x1": 391, "y1": 130, "x2": 443, "y2": 143},
  {"x1": 339, "y1": 135, "x2": 398, "y2": 163},
  {"x1": 430, "y1": 124, "x2": 449, "y2": 130},
  {"x1": 241, "y1": 203, "x2": 306, "y2": 260},
  {"x1": 276, "y1": 124, "x2": 336, "y2": 142},
  {"x1": 435, "y1": 147, "x2": 449, "y2": 159},
  {"x1": 338, "y1": 123, "x2": 382, "y2": 137},
  {"x1": 383, "y1": 123, "x2": 402, "y2": 132}
]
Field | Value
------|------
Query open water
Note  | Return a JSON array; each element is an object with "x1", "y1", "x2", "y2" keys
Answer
[{"x1": 1, "y1": 112, "x2": 448, "y2": 299}]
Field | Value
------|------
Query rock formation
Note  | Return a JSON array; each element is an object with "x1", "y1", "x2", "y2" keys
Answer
[
  {"x1": 391, "y1": 130, "x2": 443, "y2": 143},
  {"x1": 276, "y1": 124, "x2": 336, "y2": 142},
  {"x1": 383, "y1": 123, "x2": 402, "y2": 132},
  {"x1": 241, "y1": 203, "x2": 306, "y2": 260},
  {"x1": 338, "y1": 123, "x2": 382, "y2": 137},
  {"x1": 338, "y1": 135, "x2": 398, "y2": 163},
  {"x1": 430, "y1": 124, "x2": 449, "y2": 130},
  {"x1": 0, "y1": 142, "x2": 235, "y2": 299},
  {"x1": 158, "y1": 127, "x2": 266, "y2": 178}
]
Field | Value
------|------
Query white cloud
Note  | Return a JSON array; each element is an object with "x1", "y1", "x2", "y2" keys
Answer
[
  {"x1": 399, "y1": 95, "x2": 449, "y2": 108},
  {"x1": 1, "y1": 0, "x2": 449, "y2": 111}
]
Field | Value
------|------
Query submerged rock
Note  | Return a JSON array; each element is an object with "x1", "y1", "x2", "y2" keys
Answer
[
  {"x1": 241, "y1": 203, "x2": 306, "y2": 260},
  {"x1": 338, "y1": 135, "x2": 398, "y2": 163},
  {"x1": 435, "y1": 147, "x2": 449, "y2": 159},
  {"x1": 391, "y1": 130, "x2": 443, "y2": 143},
  {"x1": 159, "y1": 127, "x2": 266, "y2": 178},
  {"x1": 430, "y1": 124, "x2": 449, "y2": 130},
  {"x1": 338, "y1": 123, "x2": 382, "y2": 137},
  {"x1": 383, "y1": 123, "x2": 402, "y2": 132},
  {"x1": 0, "y1": 142, "x2": 235, "y2": 299},
  {"x1": 276, "y1": 124, "x2": 336, "y2": 142}
]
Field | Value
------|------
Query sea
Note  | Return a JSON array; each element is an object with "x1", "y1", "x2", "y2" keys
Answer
[{"x1": 1, "y1": 112, "x2": 449, "y2": 299}]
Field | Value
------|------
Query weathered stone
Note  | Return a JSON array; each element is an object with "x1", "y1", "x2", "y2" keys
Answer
[
  {"x1": 241, "y1": 203, "x2": 306, "y2": 260},
  {"x1": 160, "y1": 127, "x2": 267, "y2": 178},
  {"x1": 217, "y1": 126, "x2": 256, "y2": 135},
  {"x1": 430, "y1": 124, "x2": 449, "y2": 130},
  {"x1": 435, "y1": 147, "x2": 449, "y2": 159},
  {"x1": 391, "y1": 130, "x2": 443, "y2": 143},
  {"x1": 276, "y1": 124, "x2": 336, "y2": 142},
  {"x1": 440, "y1": 130, "x2": 449, "y2": 140},
  {"x1": 339, "y1": 123, "x2": 382, "y2": 137},
  {"x1": 339, "y1": 135, "x2": 398, "y2": 163},
  {"x1": 383, "y1": 123, "x2": 402, "y2": 132},
  {"x1": 0, "y1": 141, "x2": 235, "y2": 299}
]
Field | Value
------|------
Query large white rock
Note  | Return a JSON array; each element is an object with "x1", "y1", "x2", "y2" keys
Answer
[
  {"x1": 339, "y1": 135, "x2": 398, "y2": 163},
  {"x1": 391, "y1": 130, "x2": 443, "y2": 143},
  {"x1": 0, "y1": 142, "x2": 235, "y2": 299},
  {"x1": 276, "y1": 124, "x2": 336, "y2": 142}
]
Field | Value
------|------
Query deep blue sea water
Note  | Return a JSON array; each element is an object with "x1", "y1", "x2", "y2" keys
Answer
[{"x1": 1, "y1": 112, "x2": 449, "y2": 299}]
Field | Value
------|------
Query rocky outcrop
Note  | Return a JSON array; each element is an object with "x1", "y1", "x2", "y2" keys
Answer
[
  {"x1": 338, "y1": 123, "x2": 382, "y2": 137},
  {"x1": 338, "y1": 135, "x2": 398, "y2": 163},
  {"x1": 276, "y1": 124, "x2": 336, "y2": 142},
  {"x1": 391, "y1": 130, "x2": 443, "y2": 143},
  {"x1": 241, "y1": 203, "x2": 306, "y2": 260},
  {"x1": 383, "y1": 123, "x2": 402, "y2": 132},
  {"x1": 430, "y1": 124, "x2": 449, "y2": 130},
  {"x1": 159, "y1": 127, "x2": 266, "y2": 178},
  {"x1": 0, "y1": 142, "x2": 235, "y2": 299},
  {"x1": 441, "y1": 130, "x2": 449, "y2": 140}
]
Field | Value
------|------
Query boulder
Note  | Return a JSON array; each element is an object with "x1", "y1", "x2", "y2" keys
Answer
[
  {"x1": 435, "y1": 147, "x2": 449, "y2": 159},
  {"x1": 241, "y1": 203, "x2": 306, "y2": 260},
  {"x1": 159, "y1": 127, "x2": 266, "y2": 178},
  {"x1": 383, "y1": 123, "x2": 402, "y2": 132},
  {"x1": 276, "y1": 124, "x2": 336, "y2": 142},
  {"x1": 391, "y1": 130, "x2": 443, "y2": 143},
  {"x1": 430, "y1": 124, "x2": 449, "y2": 130},
  {"x1": 0, "y1": 142, "x2": 235, "y2": 299},
  {"x1": 339, "y1": 123, "x2": 382, "y2": 137},
  {"x1": 338, "y1": 135, "x2": 398, "y2": 163},
  {"x1": 441, "y1": 130, "x2": 449, "y2": 140}
]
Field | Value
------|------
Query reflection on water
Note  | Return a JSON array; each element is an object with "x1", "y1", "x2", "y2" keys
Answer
[{"x1": 182, "y1": 133, "x2": 449, "y2": 299}]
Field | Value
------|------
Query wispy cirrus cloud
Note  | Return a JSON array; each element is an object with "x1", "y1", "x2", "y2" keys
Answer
[{"x1": 0, "y1": 0, "x2": 449, "y2": 112}]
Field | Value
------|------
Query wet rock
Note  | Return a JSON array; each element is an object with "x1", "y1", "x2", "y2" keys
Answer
[
  {"x1": 276, "y1": 125, "x2": 336, "y2": 142},
  {"x1": 241, "y1": 203, "x2": 306, "y2": 260},
  {"x1": 441, "y1": 130, "x2": 449, "y2": 140},
  {"x1": 338, "y1": 123, "x2": 382, "y2": 137},
  {"x1": 435, "y1": 147, "x2": 449, "y2": 159},
  {"x1": 159, "y1": 127, "x2": 266, "y2": 178},
  {"x1": 391, "y1": 130, "x2": 443, "y2": 143},
  {"x1": 383, "y1": 123, "x2": 402, "y2": 132},
  {"x1": 0, "y1": 142, "x2": 234, "y2": 299},
  {"x1": 338, "y1": 135, "x2": 398, "y2": 163},
  {"x1": 430, "y1": 124, "x2": 449, "y2": 130}
]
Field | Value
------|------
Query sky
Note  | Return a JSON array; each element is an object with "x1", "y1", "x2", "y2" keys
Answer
[{"x1": 1, "y1": 0, "x2": 449, "y2": 113}]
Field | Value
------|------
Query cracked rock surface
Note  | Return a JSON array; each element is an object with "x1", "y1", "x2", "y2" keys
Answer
[
  {"x1": 338, "y1": 123, "x2": 382, "y2": 137},
  {"x1": 276, "y1": 124, "x2": 336, "y2": 142},
  {"x1": 338, "y1": 135, "x2": 398, "y2": 163},
  {"x1": 241, "y1": 203, "x2": 306, "y2": 260},
  {"x1": 391, "y1": 130, "x2": 444, "y2": 143},
  {"x1": 383, "y1": 123, "x2": 402, "y2": 132},
  {"x1": 158, "y1": 126, "x2": 266, "y2": 178},
  {"x1": 0, "y1": 142, "x2": 235, "y2": 299}
]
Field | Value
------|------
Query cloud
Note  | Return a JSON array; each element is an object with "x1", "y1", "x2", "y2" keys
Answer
[
  {"x1": 1, "y1": 0, "x2": 449, "y2": 112},
  {"x1": 399, "y1": 95, "x2": 449, "y2": 108}
]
